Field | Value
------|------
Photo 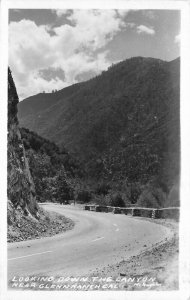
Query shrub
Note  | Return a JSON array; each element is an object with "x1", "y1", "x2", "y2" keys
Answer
[
  {"x1": 91, "y1": 194, "x2": 107, "y2": 206},
  {"x1": 76, "y1": 190, "x2": 91, "y2": 203},
  {"x1": 137, "y1": 186, "x2": 166, "y2": 208},
  {"x1": 105, "y1": 192, "x2": 126, "y2": 207},
  {"x1": 95, "y1": 181, "x2": 110, "y2": 195},
  {"x1": 130, "y1": 183, "x2": 141, "y2": 204},
  {"x1": 165, "y1": 183, "x2": 180, "y2": 207}
]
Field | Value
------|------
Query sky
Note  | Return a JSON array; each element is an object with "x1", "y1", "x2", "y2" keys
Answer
[{"x1": 9, "y1": 9, "x2": 180, "y2": 100}]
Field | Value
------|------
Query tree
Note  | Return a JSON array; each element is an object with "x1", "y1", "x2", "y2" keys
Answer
[{"x1": 55, "y1": 166, "x2": 73, "y2": 204}]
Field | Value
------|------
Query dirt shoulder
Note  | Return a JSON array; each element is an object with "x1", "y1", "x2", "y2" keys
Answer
[
  {"x1": 8, "y1": 202, "x2": 75, "y2": 243},
  {"x1": 90, "y1": 218, "x2": 179, "y2": 290}
]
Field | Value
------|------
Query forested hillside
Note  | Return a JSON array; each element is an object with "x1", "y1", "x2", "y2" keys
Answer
[
  {"x1": 20, "y1": 127, "x2": 84, "y2": 203},
  {"x1": 18, "y1": 56, "x2": 180, "y2": 208}
]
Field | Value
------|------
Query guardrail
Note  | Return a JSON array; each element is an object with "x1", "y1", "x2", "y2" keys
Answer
[{"x1": 84, "y1": 205, "x2": 179, "y2": 220}]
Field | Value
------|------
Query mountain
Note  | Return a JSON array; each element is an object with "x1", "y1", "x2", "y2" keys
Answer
[{"x1": 18, "y1": 57, "x2": 180, "y2": 198}]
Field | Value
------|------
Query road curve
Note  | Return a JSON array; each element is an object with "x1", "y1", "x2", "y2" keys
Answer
[{"x1": 8, "y1": 203, "x2": 172, "y2": 280}]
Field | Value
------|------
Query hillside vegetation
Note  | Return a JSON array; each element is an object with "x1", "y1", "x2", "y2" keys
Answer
[
  {"x1": 20, "y1": 127, "x2": 84, "y2": 203},
  {"x1": 18, "y1": 57, "x2": 180, "y2": 208}
]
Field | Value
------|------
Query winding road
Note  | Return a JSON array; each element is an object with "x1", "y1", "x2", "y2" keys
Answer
[{"x1": 8, "y1": 203, "x2": 172, "y2": 280}]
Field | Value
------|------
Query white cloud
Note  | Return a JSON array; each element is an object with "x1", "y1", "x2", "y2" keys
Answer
[
  {"x1": 116, "y1": 9, "x2": 130, "y2": 18},
  {"x1": 136, "y1": 25, "x2": 155, "y2": 35},
  {"x1": 66, "y1": 9, "x2": 126, "y2": 49},
  {"x1": 19, "y1": 73, "x2": 69, "y2": 100},
  {"x1": 9, "y1": 10, "x2": 128, "y2": 99},
  {"x1": 175, "y1": 34, "x2": 180, "y2": 44},
  {"x1": 53, "y1": 9, "x2": 72, "y2": 17}
]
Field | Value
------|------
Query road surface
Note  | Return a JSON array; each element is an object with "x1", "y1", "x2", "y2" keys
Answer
[{"x1": 8, "y1": 203, "x2": 172, "y2": 280}]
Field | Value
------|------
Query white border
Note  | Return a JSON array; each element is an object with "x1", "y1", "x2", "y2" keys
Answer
[
  {"x1": 1, "y1": 1, "x2": 190, "y2": 300},
  {"x1": 3, "y1": 0, "x2": 189, "y2": 10},
  {"x1": 179, "y1": 1, "x2": 190, "y2": 297},
  {"x1": 0, "y1": 1, "x2": 8, "y2": 300}
]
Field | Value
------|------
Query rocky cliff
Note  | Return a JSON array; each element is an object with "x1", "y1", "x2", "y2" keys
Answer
[{"x1": 7, "y1": 68, "x2": 39, "y2": 217}]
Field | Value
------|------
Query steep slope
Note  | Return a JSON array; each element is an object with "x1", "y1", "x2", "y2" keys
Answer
[
  {"x1": 7, "y1": 69, "x2": 75, "y2": 242},
  {"x1": 19, "y1": 127, "x2": 83, "y2": 203},
  {"x1": 18, "y1": 57, "x2": 180, "y2": 190},
  {"x1": 8, "y1": 68, "x2": 38, "y2": 216}
]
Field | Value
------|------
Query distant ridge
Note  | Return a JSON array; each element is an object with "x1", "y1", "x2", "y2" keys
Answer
[{"x1": 18, "y1": 56, "x2": 180, "y2": 190}]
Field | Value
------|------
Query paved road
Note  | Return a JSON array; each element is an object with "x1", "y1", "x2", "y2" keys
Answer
[{"x1": 8, "y1": 204, "x2": 172, "y2": 280}]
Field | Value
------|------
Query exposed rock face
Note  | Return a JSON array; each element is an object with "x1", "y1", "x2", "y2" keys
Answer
[{"x1": 7, "y1": 68, "x2": 39, "y2": 217}]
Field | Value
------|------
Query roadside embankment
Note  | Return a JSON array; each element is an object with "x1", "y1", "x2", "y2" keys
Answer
[
  {"x1": 7, "y1": 201, "x2": 75, "y2": 243},
  {"x1": 90, "y1": 218, "x2": 179, "y2": 290}
]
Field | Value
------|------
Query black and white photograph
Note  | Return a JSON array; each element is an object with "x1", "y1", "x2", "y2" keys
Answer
[{"x1": 1, "y1": 0, "x2": 190, "y2": 299}]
